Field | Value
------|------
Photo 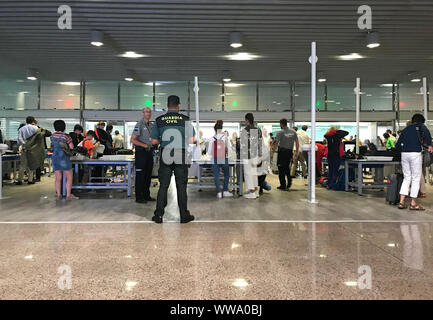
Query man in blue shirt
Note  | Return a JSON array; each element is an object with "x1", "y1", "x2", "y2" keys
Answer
[{"x1": 150, "y1": 95, "x2": 196, "y2": 223}]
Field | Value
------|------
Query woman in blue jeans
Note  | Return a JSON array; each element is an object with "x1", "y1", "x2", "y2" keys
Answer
[
  {"x1": 207, "y1": 120, "x2": 233, "y2": 199},
  {"x1": 324, "y1": 126, "x2": 349, "y2": 189}
]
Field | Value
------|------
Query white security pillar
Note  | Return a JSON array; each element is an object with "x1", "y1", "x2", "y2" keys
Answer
[
  {"x1": 355, "y1": 78, "x2": 361, "y2": 155},
  {"x1": 309, "y1": 42, "x2": 316, "y2": 203},
  {"x1": 423, "y1": 77, "x2": 428, "y2": 122},
  {"x1": 194, "y1": 76, "x2": 200, "y2": 156}
]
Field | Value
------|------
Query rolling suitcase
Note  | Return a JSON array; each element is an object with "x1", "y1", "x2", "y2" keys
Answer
[{"x1": 386, "y1": 173, "x2": 403, "y2": 205}]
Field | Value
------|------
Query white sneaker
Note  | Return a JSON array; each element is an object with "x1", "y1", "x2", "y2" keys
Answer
[
  {"x1": 223, "y1": 191, "x2": 233, "y2": 198},
  {"x1": 243, "y1": 192, "x2": 256, "y2": 199},
  {"x1": 217, "y1": 192, "x2": 222, "y2": 199}
]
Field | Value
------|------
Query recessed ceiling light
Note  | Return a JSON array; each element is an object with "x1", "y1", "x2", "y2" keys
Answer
[
  {"x1": 222, "y1": 70, "x2": 232, "y2": 82},
  {"x1": 58, "y1": 82, "x2": 80, "y2": 86},
  {"x1": 90, "y1": 30, "x2": 104, "y2": 47},
  {"x1": 225, "y1": 52, "x2": 259, "y2": 61},
  {"x1": 124, "y1": 70, "x2": 134, "y2": 81},
  {"x1": 336, "y1": 53, "x2": 365, "y2": 61},
  {"x1": 411, "y1": 78, "x2": 421, "y2": 82},
  {"x1": 26, "y1": 68, "x2": 38, "y2": 80},
  {"x1": 317, "y1": 72, "x2": 326, "y2": 82},
  {"x1": 120, "y1": 51, "x2": 145, "y2": 58},
  {"x1": 229, "y1": 31, "x2": 243, "y2": 48},
  {"x1": 366, "y1": 31, "x2": 380, "y2": 48}
]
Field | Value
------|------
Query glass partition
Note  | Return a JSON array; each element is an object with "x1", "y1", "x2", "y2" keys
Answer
[
  {"x1": 258, "y1": 82, "x2": 291, "y2": 112},
  {"x1": 326, "y1": 83, "x2": 356, "y2": 111},
  {"x1": 120, "y1": 81, "x2": 153, "y2": 110},
  {"x1": 0, "y1": 80, "x2": 38, "y2": 110},
  {"x1": 295, "y1": 121, "x2": 374, "y2": 143},
  {"x1": 40, "y1": 81, "x2": 80, "y2": 110},
  {"x1": 399, "y1": 82, "x2": 424, "y2": 111},
  {"x1": 155, "y1": 81, "x2": 189, "y2": 112},
  {"x1": 224, "y1": 82, "x2": 256, "y2": 111},
  {"x1": 361, "y1": 83, "x2": 394, "y2": 111},
  {"x1": 189, "y1": 81, "x2": 222, "y2": 111},
  {"x1": 85, "y1": 81, "x2": 118, "y2": 110},
  {"x1": 294, "y1": 82, "x2": 325, "y2": 111},
  {"x1": 0, "y1": 117, "x2": 79, "y2": 143}
]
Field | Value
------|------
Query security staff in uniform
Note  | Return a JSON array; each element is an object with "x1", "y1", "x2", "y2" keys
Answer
[
  {"x1": 150, "y1": 95, "x2": 196, "y2": 224},
  {"x1": 131, "y1": 107, "x2": 155, "y2": 203},
  {"x1": 273, "y1": 118, "x2": 299, "y2": 190}
]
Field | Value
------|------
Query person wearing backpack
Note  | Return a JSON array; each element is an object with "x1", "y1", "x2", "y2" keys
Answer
[{"x1": 207, "y1": 120, "x2": 233, "y2": 199}]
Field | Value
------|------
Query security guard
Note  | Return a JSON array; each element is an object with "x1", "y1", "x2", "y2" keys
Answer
[
  {"x1": 273, "y1": 118, "x2": 299, "y2": 190},
  {"x1": 131, "y1": 107, "x2": 155, "y2": 203},
  {"x1": 150, "y1": 95, "x2": 196, "y2": 224}
]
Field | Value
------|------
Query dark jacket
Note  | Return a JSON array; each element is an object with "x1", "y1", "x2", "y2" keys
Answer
[
  {"x1": 396, "y1": 123, "x2": 432, "y2": 153},
  {"x1": 23, "y1": 128, "x2": 47, "y2": 171},
  {"x1": 324, "y1": 130, "x2": 349, "y2": 158},
  {"x1": 69, "y1": 132, "x2": 84, "y2": 148},
  {"x1": 95, "y1": 127, "x2": 113, "y2": 155}
]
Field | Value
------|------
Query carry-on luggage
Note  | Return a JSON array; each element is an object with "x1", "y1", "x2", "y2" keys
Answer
[{"x1": 386, "y1": 173, "x2": 403, "y2": 205}]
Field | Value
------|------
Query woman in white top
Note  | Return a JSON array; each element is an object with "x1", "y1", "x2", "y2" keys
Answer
[
  {"x1": 207, "y1": 120, "x2": 233, "y2": 199},
  {"x1": 240, "y1": 113, "x2": 261, "y2": 199}
]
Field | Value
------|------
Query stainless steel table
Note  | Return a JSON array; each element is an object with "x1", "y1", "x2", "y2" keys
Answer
[
  {"x1": 188, "y1": 159, "x2": 244, "y2": 196},
  {"x1": 345, "y1": 159, "x2": 400, "y2": 196},
  {"x1": 68, "y1": 157, "x2": 135, "y2": 197}
]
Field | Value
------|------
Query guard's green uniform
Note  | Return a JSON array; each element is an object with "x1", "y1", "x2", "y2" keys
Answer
[{"x1": 150, "y1": 110, "x2": 195, "y2": 219}]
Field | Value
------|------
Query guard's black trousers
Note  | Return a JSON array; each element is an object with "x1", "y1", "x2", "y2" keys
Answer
[
  {"x1": 155, "y1": 160, "x2": 190, "y2": 219},
  {"x1": 277, "y1": 148, "x2": 293, "y2": 189},
  {"x1": 135, "y1": 148, "x2": 154, "y2": 200}
]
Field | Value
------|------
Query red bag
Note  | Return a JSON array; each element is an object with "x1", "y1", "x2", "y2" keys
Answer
[{"x1": 213, "y1": 136, "x2": 227, "y2": 159}]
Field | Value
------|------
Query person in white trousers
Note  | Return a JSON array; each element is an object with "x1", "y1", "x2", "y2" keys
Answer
[
  {"x1": 397, "y1": 114, "x2": 433, "y2": 210},
  {"x1": 240, "y1": 113, "x2": 261, "y2": 199}
]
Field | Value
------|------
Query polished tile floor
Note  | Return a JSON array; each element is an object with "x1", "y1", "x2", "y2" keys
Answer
[
  {"x1": 1, "y1": 175, "x2": 432, "y2": 222},
  {"x1": 0, "y1": 175, "x2": 433, "y2": 299},
  {"x1": 1, "y1": 222, "x2": 433, "y2": 299}
]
